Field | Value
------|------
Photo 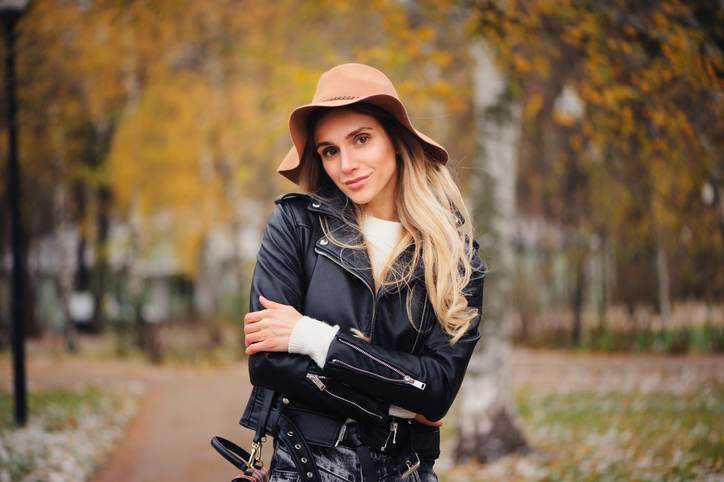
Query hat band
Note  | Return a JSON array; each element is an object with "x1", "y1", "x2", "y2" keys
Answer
[{"x1": 320, "y1": 95, "x2": 359, "y2": 101}]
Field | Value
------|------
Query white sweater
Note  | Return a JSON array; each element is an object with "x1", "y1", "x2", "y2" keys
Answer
[{"x1": 287, "y1": 213, "x2": 415, "y2": 419}]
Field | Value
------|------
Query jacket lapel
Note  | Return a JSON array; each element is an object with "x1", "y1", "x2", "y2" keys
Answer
[
  {"x1": 307, "y1": 197, "x2": 377, "y2": 295},
  {"x1": 306, "y1": 186, "x2": 427, "y2": 295}
]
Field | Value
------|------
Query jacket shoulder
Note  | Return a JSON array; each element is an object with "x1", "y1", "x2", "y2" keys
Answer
[
  {"x1": 273, "y1": 192, "x2": 312, "y2": 205},
  {"x1": 272, "y1": 192, "x2": 315, "y2": 227}
]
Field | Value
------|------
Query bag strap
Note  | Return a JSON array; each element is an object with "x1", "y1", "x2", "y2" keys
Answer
[
  {"x1": 210, "y1": 436, "x2": 255, "y2": 471},
  {"x1": 254, "y1": 388, "x2": 275, "y2": 443}
]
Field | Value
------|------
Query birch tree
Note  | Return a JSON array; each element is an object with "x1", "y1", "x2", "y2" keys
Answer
[{"x1": 455, "y1": 41, "x2": 529, "y2": 462}]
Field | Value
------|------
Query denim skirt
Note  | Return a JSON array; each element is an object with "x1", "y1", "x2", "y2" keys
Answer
[{"x1": 268, "y1": 433, "x2": 438, "y2": 482}]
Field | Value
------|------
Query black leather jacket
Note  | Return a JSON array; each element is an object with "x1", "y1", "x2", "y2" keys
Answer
[{"x1": 240, "y1": 186, "x2": 486, "y2": 460}]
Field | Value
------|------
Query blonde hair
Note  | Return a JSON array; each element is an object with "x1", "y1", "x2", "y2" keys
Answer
[{"x1": 297, "y1": 103, "x2": 481, "y2": 345}]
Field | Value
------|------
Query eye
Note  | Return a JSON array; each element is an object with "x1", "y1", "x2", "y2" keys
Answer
[
  {"x1": 320, "y1": 146, "x2": 338, "y2": 158},
  {"x1": 355, "y1": 134, "x2": 370, "y2": 144}
]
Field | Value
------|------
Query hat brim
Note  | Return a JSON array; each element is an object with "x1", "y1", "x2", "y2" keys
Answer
[{"x1": 277, "y1": 94, "x2": 448, "y2": 185}]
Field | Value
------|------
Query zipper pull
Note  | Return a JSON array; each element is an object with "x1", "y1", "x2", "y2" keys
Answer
[
  {"x1": 334, "y1": 423, "x2": 347, "y2": 447},
  {"x1": 381, "y1": 419, "x2": 398, "y2": 451},
  {"x1": 381, "y1": 431, "x2": 391, "y2": 452},
  {"x1": 403, "y1": 375, "x2": 426, "y2": 390},
  {"x1": 306, "y1": 373, "x2": 326, "y2": 391}
]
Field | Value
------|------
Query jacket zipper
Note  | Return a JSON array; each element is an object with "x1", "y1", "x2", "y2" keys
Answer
[
  {"x1": 334, "y1": 337, "x2": 426, "y2": 390},
  {"x1": 305, "y1": 373, "x2": 384, "y2": 421},
  {"x1": 410, "y1": 290, "x2": 427, "y2": 353},
  {"x1": 331, "y1": 358, "x2": 426, "y2": 389},
  {"x1": 314, "y1": 247, "x2": 377, "y2": 340}
]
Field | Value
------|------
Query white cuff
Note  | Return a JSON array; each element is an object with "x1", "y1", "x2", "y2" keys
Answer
[
  {"x1": 288, "y1": 316, "x2": 340, "y2": 368},
  {"x1": 389, "y1": 404, "x2": 416, "y2": 419}
]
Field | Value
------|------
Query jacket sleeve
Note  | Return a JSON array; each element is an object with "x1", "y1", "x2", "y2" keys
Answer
[
  {"x1": 247, "y1": 200, "x2": 391, "y2": 424},
  {"x1": 319, "y1": 264, "x2": 486, "y2": 422}
]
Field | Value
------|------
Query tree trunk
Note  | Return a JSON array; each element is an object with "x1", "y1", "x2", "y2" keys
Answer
[
  {"x1": 456, "y1": 41, "x2": 529, "y2": 463},
  {"x1": 49, "y1": 104, "x2": 78, "y2": 352},
  {"x1": 597, "y1": 232, "x2": 609, "y2": 331},
  {"x1": 571, "y1": 247, "x2": 585, "y2": 345},
  {"x1": 654, "y1": 224, "x2": 671, "y2": 324},
  {"x1": 90, "y1": 185, "x2": 113, "y2": 333}
]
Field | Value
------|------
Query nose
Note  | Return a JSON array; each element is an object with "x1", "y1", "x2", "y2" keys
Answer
[{"x1": 339, "y1": 148, "x2": 359, "y2": 175}]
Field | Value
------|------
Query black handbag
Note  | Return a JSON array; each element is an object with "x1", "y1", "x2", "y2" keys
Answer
[{"x1": 211, "y1": 389, "x2": 275, "y2": 482}]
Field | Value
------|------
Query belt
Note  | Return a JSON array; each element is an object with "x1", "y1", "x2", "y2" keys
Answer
[
  {"x1": 343, "y1": 422, "x2": 421, "y2": 481},
  {"x1": 278, "y1": 408, "x2": 423, "y2": 482},
  {"x1": 276, "y1": 412, "x2": 322, "y2": 482}
]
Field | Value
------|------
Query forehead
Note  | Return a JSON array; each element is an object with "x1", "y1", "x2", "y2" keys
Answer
[{"x1": 313, "y1": 109, "x2": 382, "y2": 141}]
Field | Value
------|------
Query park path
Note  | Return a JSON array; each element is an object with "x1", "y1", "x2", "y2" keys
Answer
[
  {"x1": 3, "y1": 346, "x2": 721, "y2": 482},
  {"x1": 1, "y1": 354, "x2": 258, "y2": 482}
]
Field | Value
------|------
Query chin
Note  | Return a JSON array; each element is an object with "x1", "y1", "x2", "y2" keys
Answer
[{"x1": 342, "y1": 188, "x2": 375, "y2": 206}]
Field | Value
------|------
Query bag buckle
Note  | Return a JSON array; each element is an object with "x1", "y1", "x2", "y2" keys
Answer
[
  {"x1": 400, "y1": 452, "x2": 420, "y2": 479},
  {"x1": 247, "y1": 440, "x2": 263, "y2": 469}
]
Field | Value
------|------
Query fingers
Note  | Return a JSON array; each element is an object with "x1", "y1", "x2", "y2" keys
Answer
[
  {"x1": 246, "y1": 337, "x2": 279, "y2": 355},
  {"x1": 259, "y1": 294, "x2": 286, "y2": 308},
  {"x1": 245, "y1": 339, "x2": 266, "y2": 355},
  {"x1": 243, "y1": 296, "x2": 294, "y2": 355},
  {"x1": 244, "y1": 309, "x2": 272, "y2": 324},
  {"x1": 414, "y1": 413, "x2": 443, "y2": 427},
  {"x1": 243, "y1": 318, "x2": 264, "y2": 335},
  {"x1": 244, "y1": 329, "x2": 263, "y2": 346}
]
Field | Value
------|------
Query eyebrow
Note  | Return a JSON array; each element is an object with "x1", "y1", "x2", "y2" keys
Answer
[{"x1": 315, "y1": 126, "x2": 373, "y2": 149}]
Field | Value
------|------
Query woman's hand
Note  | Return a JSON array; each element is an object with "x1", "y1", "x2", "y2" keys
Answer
[
  {"x1": 244, "y1": 295, "x2": 303, "y2": 355},
  {"x1": 414, "y1": 413, "x2": 443, "y2": 427}
]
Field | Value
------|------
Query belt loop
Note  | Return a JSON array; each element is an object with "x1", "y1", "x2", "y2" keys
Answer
[{"x1": 347, "y1": 424, "x2": 379, "y2": 482}]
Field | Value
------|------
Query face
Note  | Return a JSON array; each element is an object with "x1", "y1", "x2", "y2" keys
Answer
[{"x1": 313, "y1": 109, "x2": 399, "y2": 220}]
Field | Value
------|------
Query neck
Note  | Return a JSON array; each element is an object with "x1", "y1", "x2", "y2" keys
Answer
[
  {"x1": 362, "y1": 189, "x2": 398, "y2": 222},
  {"x1": 362, "y1": 205, "x2": 398, "y2": 222}
]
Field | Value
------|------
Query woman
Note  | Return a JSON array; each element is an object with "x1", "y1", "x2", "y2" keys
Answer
[{"x1": 241, "y1": 63, "x2": 486, "y2": 482}]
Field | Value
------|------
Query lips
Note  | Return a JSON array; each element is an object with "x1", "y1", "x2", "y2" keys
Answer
[{"x1": 344, "y1": 174, "x2": 370, "y2": 188}]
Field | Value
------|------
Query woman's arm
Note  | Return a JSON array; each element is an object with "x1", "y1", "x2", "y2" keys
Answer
[
  {"x1": 247, "y1": 197, "x2": 485, "y2": 423},
  {"x1": 245, "y1": 199, "x2": 392, "y2": 424},
  {"x1": 249, "y1": 249, "x2": 485, "y2": 422},
  {"x1": 316, "y1": 270, "x2": 485, "y2": 422}
]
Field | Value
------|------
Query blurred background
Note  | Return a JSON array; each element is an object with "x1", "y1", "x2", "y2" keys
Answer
[{"x1": 0, "y1": 1, "x2": 722, "y2": 481}]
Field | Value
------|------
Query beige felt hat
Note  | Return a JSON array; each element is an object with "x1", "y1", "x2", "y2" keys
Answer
[{"x1": 277, "y1": 63, "x2": 449, "y2": 185}]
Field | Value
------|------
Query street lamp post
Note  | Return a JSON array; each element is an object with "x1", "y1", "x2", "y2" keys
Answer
[{"x1": 1, "y1": 0, "x2": 30, "y2": 426}]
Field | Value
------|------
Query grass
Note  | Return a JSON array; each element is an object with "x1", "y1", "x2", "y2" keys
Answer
[
  {"x1": 583, "y1": 324, "x2": 724, "y2": 355},
  {"x1": 0, "y1": 384, "x2": 142, "y2": 482},
  {"x1": 517, "y1": 386, "x2": 723, "y2": 481},
  {"x1": 438, "y1": 353, "x2": 724, "y2": 482},
  {"x1": 0, "y1": 386, "x2": 115, "y2": 432}
]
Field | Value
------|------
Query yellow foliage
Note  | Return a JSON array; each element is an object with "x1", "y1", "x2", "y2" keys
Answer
[
  {"x1": 524, "y1": 94, "x2": 544, "y2": 122},
  {"x1": 513, "y1": 53, "x2": 532, "y2": 73},
  {"x1": 553, "y1": 111, "x2": 576, "y2": 127}
]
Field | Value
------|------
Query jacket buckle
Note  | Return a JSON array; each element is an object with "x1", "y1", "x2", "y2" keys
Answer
[{"x1": 400, "y1": 452, "x2": 420, "y2": 479}]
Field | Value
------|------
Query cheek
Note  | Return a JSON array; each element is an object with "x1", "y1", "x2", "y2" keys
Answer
[
  {"x1": 371, "y1": 148, "x2": 397, "y2": 181},
  {"x1": 321, "y1": 160, "x2": 337, "y2": 179},
  {"x1": 364, "y1": 144, "x2": 394, "y2": 170}
]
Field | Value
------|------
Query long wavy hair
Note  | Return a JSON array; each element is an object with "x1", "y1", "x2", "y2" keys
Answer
[{"x1": 297, "y1": 102, "x2": 480, "y2": 345}]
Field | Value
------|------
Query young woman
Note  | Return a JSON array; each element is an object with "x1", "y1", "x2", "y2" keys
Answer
[{"x1": 241, "y1": 63, "x2": 486, "y2": 482}]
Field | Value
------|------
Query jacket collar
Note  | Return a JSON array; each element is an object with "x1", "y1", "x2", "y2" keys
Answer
[
  {"x1": 305, "y1": 185, "x2": 426, "y2": 292},
  {"x1": 296, "y1": 186, "x2": 478, "y2": 292}
]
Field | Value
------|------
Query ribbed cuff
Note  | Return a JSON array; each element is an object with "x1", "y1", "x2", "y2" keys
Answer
[
  {"x1": 389, "y1": 404, "x2": 416, "y2": 419},
  {"x1": 288, "y1": 316, "x2": 340, "y2": 368}
]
